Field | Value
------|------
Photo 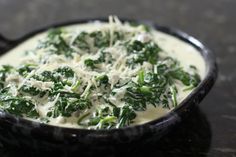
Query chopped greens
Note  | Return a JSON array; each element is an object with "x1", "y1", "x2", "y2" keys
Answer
[
  {"x1": 19, "y1": 85, "x2": 49, "y2": 98},
  {"x1": 0, "y1": 18, "x2": 202, "y2": 129},
  {"x1": 0, "y1": 65, "x2": 14, "y2": 88},
  {"x1": 47, "y1": 97, "x2": 92, "y2": 118},
  {"x1": 126, "y1": 40, "x2": 162, "y2": 65},
  {"x1": 90, "y1": 31, "x2": 110, "y2": 48},
  {"x1": 38, "y1": 29, "x2": 74, "y2": 57},
  {"x1": 0, "y1": 92, "x2": 39, "y2": 118},
  {"x1": 72, "y1": 31, "x2": 90, "y2": 51},
  {"x1": 18, "y1": 64, "x2": 37, "y2": 77}
]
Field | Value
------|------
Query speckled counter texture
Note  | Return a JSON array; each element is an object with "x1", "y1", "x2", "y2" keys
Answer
[{"x1": 0, "y1": 0, "x2": 235, "y2": 157}]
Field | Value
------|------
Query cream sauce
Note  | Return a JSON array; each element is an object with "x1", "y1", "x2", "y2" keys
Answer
[{"x1": 0, "y1": 22, "x2": 206, "y2": 128}]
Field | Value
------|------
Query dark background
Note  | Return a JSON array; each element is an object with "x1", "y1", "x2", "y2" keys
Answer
[{"x1": 0, "y1": 0, "x2": 235, "y2": 156}]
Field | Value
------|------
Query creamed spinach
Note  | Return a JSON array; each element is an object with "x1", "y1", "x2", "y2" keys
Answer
[{"x1": 0, "y1": 17, "x2": 201, "y2": 129}]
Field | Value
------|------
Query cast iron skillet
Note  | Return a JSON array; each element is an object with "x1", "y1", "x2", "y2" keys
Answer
[{"x1": 0, "y1": 18, "x2": 217, "y2": 154}]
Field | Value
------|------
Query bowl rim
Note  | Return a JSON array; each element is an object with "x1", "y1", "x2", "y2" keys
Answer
[{"x1": 0, "y1": 18, "x2": 217, "y2": 135}]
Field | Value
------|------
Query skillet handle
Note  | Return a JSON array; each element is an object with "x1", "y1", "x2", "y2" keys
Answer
[{"x1": 0, "y1": 34, "x2": 17, "y2": 54}]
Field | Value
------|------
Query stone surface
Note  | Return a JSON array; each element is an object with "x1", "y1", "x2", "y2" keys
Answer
[{"x1": 0, "y1": 0, "x2": 235, "y2": 156}]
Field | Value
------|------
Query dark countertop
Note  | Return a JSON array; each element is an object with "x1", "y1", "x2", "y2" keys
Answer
[{"x1": 0, "y1": 0, "x2": 235, "y2": 156}]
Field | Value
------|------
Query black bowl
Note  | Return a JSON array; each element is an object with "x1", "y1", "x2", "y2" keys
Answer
[{"x1": 0, "y1": 18, "x2": 217, "y2": 154}]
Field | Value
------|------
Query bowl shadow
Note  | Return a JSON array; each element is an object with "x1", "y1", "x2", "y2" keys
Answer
[
  {"x1": 129, "y1": 106, "x2": 212, "y2": 157},
  {"x1": 0, "y1": 106, "x2": 211, "y2": 157}
]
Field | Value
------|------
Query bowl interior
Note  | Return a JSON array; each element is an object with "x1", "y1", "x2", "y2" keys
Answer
[{"x1": 0, "y1": 18, "x2": 217, "y2": 134}]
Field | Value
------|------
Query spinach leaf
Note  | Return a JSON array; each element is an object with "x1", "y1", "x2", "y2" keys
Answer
[
  {"x1": 126, "y1": 40, "x2": 161, "y2": 65},
  {"x1": 72, "y1": 31, "x2": 90, "y2": 51},
  {"x1": 90, "y1": 31, "x2": 110, "y2": 48},
  {"x1": 19, "y1": 85, "x2": 50, "y2": 98},
  {"x1": 0, "y1": 65, "x2": 14, "y2": 88},
  {"x1": 117, "y1": 105, "x2": 136, "y2": 128},
  {"x1": 38, "y1": 28, "x2": 74, "y2": 57},
  {"x1": 18, "y1": 64, "x2": 37, "y2": 77},
  {"x1": 47, "y1": 97, "x2": 92, "y2": 118},
  {"x1": 0, "y1": 94, "x2": 39, "y2": 118},
  {"x1": 55, "y1": 66, "x2": 74, "y2": 78},
  {"x1": 84, "y1": 51, "x2": 106, "y2": 69}
]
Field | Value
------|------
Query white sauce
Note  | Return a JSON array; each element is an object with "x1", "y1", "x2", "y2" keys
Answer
[{"x1": 0, "y1": 22, "x2": 206, "y2": 128}]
